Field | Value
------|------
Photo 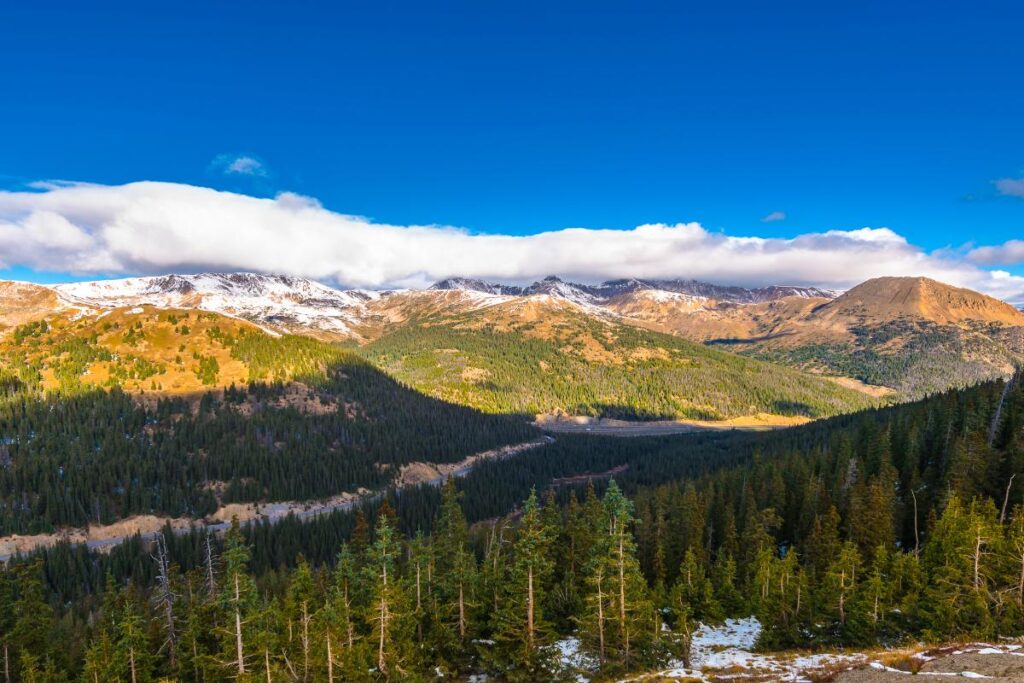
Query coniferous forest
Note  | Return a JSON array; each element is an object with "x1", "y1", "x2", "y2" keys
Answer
[{"x1": 0, "y1": 372, "x2": 1023, "y2": 681}]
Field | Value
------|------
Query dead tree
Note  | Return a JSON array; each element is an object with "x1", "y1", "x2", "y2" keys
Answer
[{"x1": 151, "y1": 532, "x2": 178, "y2": 669}]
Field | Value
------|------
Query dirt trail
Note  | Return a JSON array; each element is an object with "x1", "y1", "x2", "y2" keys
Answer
[{"x1": 0, "y1": 437, "x2": 552, "y2": 561}]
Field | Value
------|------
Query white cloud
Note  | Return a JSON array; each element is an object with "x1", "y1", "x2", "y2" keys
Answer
[
  {"x1": 0, "y1": 180, "x2": 1022, "y2": 302},
  {"x1": 211, "y1": 154, "x2": 268, "y2": 177},
  {"x1": 995, "y1": 177, "x2": 1024, "y2": 198},
  {"x1": 968, "y1": 239, "x2": 1024, "y2": 266},
  {"x1": 761, "y1": 211, "x2": 786, "y2": 222}
]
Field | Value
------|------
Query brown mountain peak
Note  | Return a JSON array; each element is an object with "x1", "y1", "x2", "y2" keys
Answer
[{"x1": 816, "y1": 276, "x2": 1024, "y2": 326}]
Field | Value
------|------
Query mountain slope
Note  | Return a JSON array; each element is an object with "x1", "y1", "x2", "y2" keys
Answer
[
  {"x1": 360, "y1": 297, "x2": 879, "y2": 420},
  {"x1": 0, "y1": 280, "x2": 64, "y2": 331},
  {"x1": 0, "y1": 304, "x2": 536, "y2": 534},
  {"x1": 719, "y1": 277, "x2": 1024, "y2": 395}
]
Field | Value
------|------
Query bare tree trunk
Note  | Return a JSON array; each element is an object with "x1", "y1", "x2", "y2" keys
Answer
[
  {"x1": 129, "y1": 647, "x2": 138, "y2": 683},
  {"x1": 345, "y1": 586, "x2": 354, "y2": 649},
  {"x1": 974, "y1": 533, "x2": 983, "y2": 590},
  {"x1": 415, "y1": 561, "x2": 423, "y2": 644},
  {"x1": 378, "y1": 561, "x2": 389, "y2": 676},
  {"x1": 265, "y1": 647, "x2": 272, "y2": 683},
  {"x1": 205, "y1": 533, "x2": 217, "y2": 595},
  {"x1": 618, "y1": 528, "x2": 628, "y2": 660},
  {"x1": 301, "y1": 601, "x2": 310, "y2": 681},
  {"x1": 235, "y1": 574, "x2": 246, "y2": 675},
  {"x1": 911, "y1": 489, "x2": 920, "y2": 556},
  {"x1": 1001, "y1": 474, "x2": 1016, "y2": 524},
  {"x1": 153, "y1": 533, "x2": 178, "y2": 668},
  {"x1": 839, "y1": 569, "x2": 846, "y2": 624},
  {"x1": 458, "y1": 581, "x2": 466, "y2": 639},
  {"x1": 596, "y1": 572, "x2": 606, "y2": 664},
  {"x1": 4, "y1": 644, "x2": 10, "y2": 683},
  {"x1": 527, "y1": 566, "x2": 535, "y2": 652},
  {"x1": 326, "y1": 633, "x2": 334, "y2": 683}
]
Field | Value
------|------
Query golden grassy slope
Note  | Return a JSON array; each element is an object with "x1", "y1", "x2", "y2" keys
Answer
[{"x1": 0, "y1": 305, "x2": 256, "y2": 393}]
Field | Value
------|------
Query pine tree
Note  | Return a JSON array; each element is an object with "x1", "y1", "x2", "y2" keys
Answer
[
  {"x1": 999, "y1": 506, "x2": 1024, "y2": 633},
  {"x1": 920, "y1": 496, "x2": 1000, "y2": 639},
  {"x1": 433, "y1": 479, "x2": 476, "y2": 662},
  {"x1": 11, "y1": 563, "x2": 53, "y2": 678},
  {"x1": 578, "y1": 482, "x2": 659, "y2": 674},
  {"x1": 363, "y1": 515, "x2": 412, "y2": 680},
  {"x1": 489, "y1": 489, "x2": 555, "y2": 680},
  {"x1": 283, "y1": 557, "x2": 317, "y2": 681},
  {"x1": 0, "y1": 570, "x2": 15, "y2": 683},
  {"x1": 219, "y1": 518, "x2": 258, "y2": 678},
  {"x1": 669, "y1": 548, "x2": 721, "y2": 626},
  {"x1": 816, "y1": 541, "x2": 862, "y2": 643},
  {"x1": 116, "y1": 598, "x2": 153, "y2": 683}
]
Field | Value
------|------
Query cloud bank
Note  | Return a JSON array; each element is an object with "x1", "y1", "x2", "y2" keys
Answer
[
  {"x1": 0, "y1": 180, "x2": 1022, "y2": 301},
  {"x1": 968, "y1": 239, "x2": 1024, "y2": 267}
]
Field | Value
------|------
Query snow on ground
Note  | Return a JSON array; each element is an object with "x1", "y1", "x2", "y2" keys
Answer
[
  {"x1": 615, "y1": 620, "x2": 1024, "y2": 682},
  {"x1": 619, "y1": 617, "x2": 865, "y2": 682},
  {"x1": 554, "y1": 636, "x2": 599, "y2": 681}
]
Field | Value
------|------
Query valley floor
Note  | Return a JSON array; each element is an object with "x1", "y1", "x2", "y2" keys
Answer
[
  {"x1": 0, "y1": 437, "x2": 552, "y2": 560},
  {"x1": 535, "y1": 413, "x2": 809, "y2": 437}
]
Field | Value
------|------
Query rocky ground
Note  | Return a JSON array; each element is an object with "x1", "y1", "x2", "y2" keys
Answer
[{"x1": 612, "y1": 618, "x2": 1024, "y2": 683}]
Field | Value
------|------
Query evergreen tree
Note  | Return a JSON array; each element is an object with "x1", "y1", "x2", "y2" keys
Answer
[{"x1": 489, "y1": 489, "x2": 555, "y2": 680}]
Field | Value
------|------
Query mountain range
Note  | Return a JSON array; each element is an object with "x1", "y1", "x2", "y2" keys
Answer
[{"x1": 3, "y1": 271, "x2": 1023, "y2": 408}]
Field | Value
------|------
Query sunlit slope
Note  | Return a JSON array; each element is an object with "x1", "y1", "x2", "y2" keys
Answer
[{"x1": 360, "y1": 297, "x2": 880, "y2": 420}]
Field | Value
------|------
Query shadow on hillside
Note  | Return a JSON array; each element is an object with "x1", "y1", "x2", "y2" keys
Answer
[{"x1": 706, "y1": 331, "x2": 795, "y2": 345}]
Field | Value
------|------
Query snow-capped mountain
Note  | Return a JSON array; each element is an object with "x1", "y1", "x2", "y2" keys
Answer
[
  {"x1": 429, "y1": 278, "x2": 524, "y2": 296},
  {"x1": 35, "y1": 271, "x2": 843, "y2": 341},
  {"x1": 54, "y1": 273, "x2": 382, "y2": 338},
  {"x1": 429, "y1": 275, "x2": 836, "y2": 305}
]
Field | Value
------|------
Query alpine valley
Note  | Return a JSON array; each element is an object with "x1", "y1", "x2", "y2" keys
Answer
[{"x1": 2, "y1": 271, "x2": 1024, "y2": 683}]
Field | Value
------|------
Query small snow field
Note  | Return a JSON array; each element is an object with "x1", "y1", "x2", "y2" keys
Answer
[
  {"x1": 614, "y1": 617, "x2": 865, "y2": 682},
  {"x1": 605, "y1": 618, "x2": 1024, "y2": 683}
]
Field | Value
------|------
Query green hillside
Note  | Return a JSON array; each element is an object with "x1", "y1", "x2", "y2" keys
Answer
[
  {"x1": 0, "y1": 312, "x2": 535, "y2": 534},
  {"x1": 360, "y1": 308, "x2": 881, "y2": 420}
]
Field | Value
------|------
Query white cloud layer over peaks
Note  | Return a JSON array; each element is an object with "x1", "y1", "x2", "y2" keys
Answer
[
  {"x1": 968, "y1": 240, "x2": 1024, "y2": 266},
  {"x1": 0, "y1": 180, "x2": 1022, "y2": 301}
]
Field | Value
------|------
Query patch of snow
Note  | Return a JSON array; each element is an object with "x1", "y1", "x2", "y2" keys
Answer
[
  {"x1": 624, "y1": 617, "x2": 865, "y2": 683},
  {"x1": 638, "y1": 289, "x2": 707, "y2": 305}
]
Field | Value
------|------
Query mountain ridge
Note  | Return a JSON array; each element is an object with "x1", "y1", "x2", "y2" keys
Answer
[{"x1": 4, "y1": 272, "x2": 1023, "y2": 399}]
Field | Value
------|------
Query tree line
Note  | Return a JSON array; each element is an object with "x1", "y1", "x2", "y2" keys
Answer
[{"x1": 3, "y1": 372, "x2": 1024, "y2": 681}]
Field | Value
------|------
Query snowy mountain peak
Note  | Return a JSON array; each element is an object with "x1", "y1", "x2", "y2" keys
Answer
[
  {"x1": 53, "y1": 273, "x2": 379, "y2": 339},
  {"x1": 42, "y1": 271, "x2": 842, "y2": 342},
  {"x1": 429, "y1": 278, "x2": 523, "y2": 296}
]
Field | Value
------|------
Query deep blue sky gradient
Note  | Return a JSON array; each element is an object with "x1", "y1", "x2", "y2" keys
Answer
[{"x1": 1, "y1": 1, "x2": 1022, "y2": 278}]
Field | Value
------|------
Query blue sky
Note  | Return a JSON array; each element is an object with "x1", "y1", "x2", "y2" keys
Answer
[{"x1": 1, "y1": 1, "x2": 1023, "y2": 295}]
